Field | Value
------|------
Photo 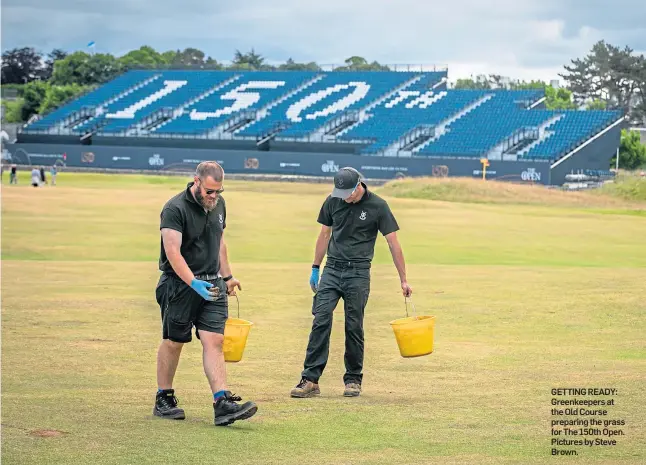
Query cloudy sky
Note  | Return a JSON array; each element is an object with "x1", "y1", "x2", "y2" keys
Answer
[{"x1": 2, "y1": 0, "x2": 645, "y2": 82}]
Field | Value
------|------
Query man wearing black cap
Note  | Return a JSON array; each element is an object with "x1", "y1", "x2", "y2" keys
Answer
[{"x1": 291, "y1": 167, "x2": 412, "y2": 398}]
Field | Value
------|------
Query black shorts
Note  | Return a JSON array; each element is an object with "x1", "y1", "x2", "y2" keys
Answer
[{"x1": 155, "y1": 274, "x2": 228, "y2": 343}]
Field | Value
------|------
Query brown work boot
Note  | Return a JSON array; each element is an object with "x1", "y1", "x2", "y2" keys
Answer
[
  {"x1": 290, "y1": 377, "x2": 320, "y2": 398},
  {"x1": 343, "y1": 382, "x2": 362, "y2": 397}
]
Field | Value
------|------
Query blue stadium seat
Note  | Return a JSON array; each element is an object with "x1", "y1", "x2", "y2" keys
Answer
[
  {"x1": 340, "y1": 89, "x2": 490, "y2": 153},
  {"x1": 521, "y1": 110, "x2": 623, "y2": 160},
  {"x1": 418, "y1": 91, "x2": 549, "y2": 156}
]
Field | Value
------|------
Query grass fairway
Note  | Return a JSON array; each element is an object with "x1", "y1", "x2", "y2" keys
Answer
[{"x1": 2, "y1": 173, "x2": 645, "y2": 465}]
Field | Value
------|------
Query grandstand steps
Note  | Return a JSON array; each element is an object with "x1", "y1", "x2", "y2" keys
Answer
[
  {"x1": 501, "y1": 138, "x2": 535, "y2": 159},
  {"x1": 256, "y1": 122, "x2": 292, "y2": 146},
  {"x1": 387, "y1": 131, "x2": 435, "y2": 158},
  {"x1": 317, "y1": 110, "x2": 362, "y2": 142},
  {"x1": 232, "y1": 75, "x2": 325, "y2": 135},
  {"x1": 60, "y1": 107, "x2": 98, "y2": 132},
  {"x1": 311, "y1": 75, "x2": 426, "y2": 141},
  {"x1": 412, "y1": 93, "x2": 495, "y2": 153},
  {"x1": 129, "y1": 108, "x2": 176, "y2": 134},
  {"x1": 400, "y1": 126, "x2": 435, "y2": 152},
  {"x1": 149, "y1": 75, "x2": 241, "y2": 133},
  {"x1": 210, "y1": 110, "x2": 259, "y2": 140},
  {"x1": 327, "y1": 118, "x2": 359, "y2": 136},
  {"x1": 514, "y1": 114, "x2": 566, "y2": 157}
]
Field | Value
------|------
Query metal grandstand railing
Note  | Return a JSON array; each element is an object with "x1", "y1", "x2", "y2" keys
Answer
[
  {"x1": 120, "y1": 64, "x2": 449, "y2": 73},
  {"x1": 317, "y1": 64, "x2": 448, "y2": 72}
]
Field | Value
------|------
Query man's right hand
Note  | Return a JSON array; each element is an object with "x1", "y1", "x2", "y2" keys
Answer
[
  {"x1": 190, "y1": 278, "x2": 219, "y2": 301},
  {"x1": 309, "y1": 267, "x2": 320, "y2": 293}
]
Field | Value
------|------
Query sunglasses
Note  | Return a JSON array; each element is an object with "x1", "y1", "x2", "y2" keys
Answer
[{"x1": 198, "y1": 178, "x2": 224, "y2": 195}]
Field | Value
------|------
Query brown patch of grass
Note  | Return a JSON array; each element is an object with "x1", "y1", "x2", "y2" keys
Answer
[
  {"x1": 378, "y1": 176, "x2": 646, "y2": 208},
  {"x1": 29, "y1": 429, "x2": 68, "y2": 438}
]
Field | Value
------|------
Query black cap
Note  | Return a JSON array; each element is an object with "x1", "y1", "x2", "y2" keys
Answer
[{"x1": 331, "y1": 167, "x2": 362, "y2": 200}]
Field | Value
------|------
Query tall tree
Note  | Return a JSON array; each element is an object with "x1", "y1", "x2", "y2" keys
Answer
[
  {"x1": 633, "y1": 56, "x2": 646, "y2": 125},
  {"x1": 204, "y1": 57, "x2": 223, "y2": 69},
  {"x1": 231, "y1": 49, "x2": 268, "y2": 70},
  {"x1": 560, "y1": 40, "x2": 645, "y2": 123},
  {"x1": 170, "y1": 48, "x2": 215, "y2": 68},
  {"x1": 20, "y1": 80, "x2": 49, "y2": 121},
  {"x1": 41, "y1": 49, "x2": 68, "y2": 80},
  {"x1": 278, "y1": 58, "x2": 321, "y2": 71},
  {"x1": 119, "y1": 45, "x2": 166, "y2": 69},
  {"x1": 161, "y1": 50, "x2": 179, "y2": 64},
  {"x1": 545, "y1": 86, "x2": 577, "y2": 110},
  {"x1": 51, "y1": 51, "x2": 122, "y2": 86},
  {"x1": 334, "y1": 56, "x2": 389, "y2": 71},
  {"x1": 1, "y1": 47, "x2": 44, "y2": 84}
]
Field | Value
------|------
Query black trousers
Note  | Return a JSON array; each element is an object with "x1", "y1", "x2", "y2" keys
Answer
[{"x1": 302, "y1": 261, "x2": 371, "y2": 384}]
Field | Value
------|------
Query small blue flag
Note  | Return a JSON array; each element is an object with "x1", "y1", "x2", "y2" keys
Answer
[{"x1": 87, "y1": 41, "x2": 96, "y2": 48}]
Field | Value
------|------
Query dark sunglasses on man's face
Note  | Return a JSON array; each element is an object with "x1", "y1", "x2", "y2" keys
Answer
[
  {"x1": 198, "y1": 179, "x2": 224, "y2": 195},
  {"x1": 204, "y1": 186, "x2": 224, "y2": 195}
]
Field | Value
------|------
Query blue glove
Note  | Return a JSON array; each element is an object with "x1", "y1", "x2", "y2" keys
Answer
[
  {"x1": 191, "y1": 278, "x2": 218, "y2": 301},
  {"x1": 309, "y1": 267, "x2": 320, "y2": 293}
]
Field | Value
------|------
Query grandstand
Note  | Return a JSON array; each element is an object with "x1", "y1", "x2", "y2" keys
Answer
[{"x1": 11, "y1": 68, "x2": 626, "y2": 185}]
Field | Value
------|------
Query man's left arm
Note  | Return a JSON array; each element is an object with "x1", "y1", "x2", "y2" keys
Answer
[
  {"x1": 385, "y1": 232, "x2": 412, "y2": 297},
  {"x1": 219, "y1": 235, "x2": 242, "y2": 296}
]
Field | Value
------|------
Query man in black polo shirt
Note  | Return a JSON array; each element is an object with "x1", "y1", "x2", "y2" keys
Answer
[
  {"x1": 291, "y1": 167, "x2": 413, "y2": 398},
  {"x1": 154, "y1": 161, "x2": 257, "y2": 426}
]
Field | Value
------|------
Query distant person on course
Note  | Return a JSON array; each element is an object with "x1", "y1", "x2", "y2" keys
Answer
[
  {"x1": 154, "y1": 161, "x2": 257, "y2": 426},
  {"x1": 31, "y1": 167, "x2": 41, "y2": 187},
  {"x1": 10, "y1": 165, "x2": 18, "y2": 184},
  {"x1": 50, "y1": 165, "x2": 57, "y2": 186},
  {"x1": 291, "y1": 167, "x2": 413, "y2": 399}
]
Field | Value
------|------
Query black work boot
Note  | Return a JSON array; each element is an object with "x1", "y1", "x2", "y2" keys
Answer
[
  {"x1": 213, "y1": 391, "x2": 258, "y2": 426},
  {"x1": 153, "y1": 389, "x2": 185, "y2": 420}
]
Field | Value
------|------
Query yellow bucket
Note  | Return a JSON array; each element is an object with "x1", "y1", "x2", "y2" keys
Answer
[
  {"x1": 389, "y1": 297, "x2": 435, "y2": 358},
  {"x1": 223, "y1": 295, "x2": 253, "y2": 363}
]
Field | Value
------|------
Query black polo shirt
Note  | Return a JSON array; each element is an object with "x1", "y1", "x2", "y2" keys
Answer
[
  {"x1": 158, "y1": 182, "x2": 226, "y2": 276},
  {"x1": 317, "y1": 183, "x2": 399, "y2": 263}
]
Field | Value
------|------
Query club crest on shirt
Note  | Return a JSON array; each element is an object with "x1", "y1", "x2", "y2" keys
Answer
[
  {"x1": 218, "y1": 213, "x2": 224, "y2": 224},
  {"x1": 359, "y1": 211, "x2": 367, "y2": 220}
]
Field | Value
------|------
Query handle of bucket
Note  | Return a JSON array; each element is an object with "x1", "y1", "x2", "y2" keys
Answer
[
  {"x1": 234, "y1": 294, "x2": 240, "y2": 319},
  {"x1": 404, "y1": 296, "x2": 417, "y2": 318}
]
